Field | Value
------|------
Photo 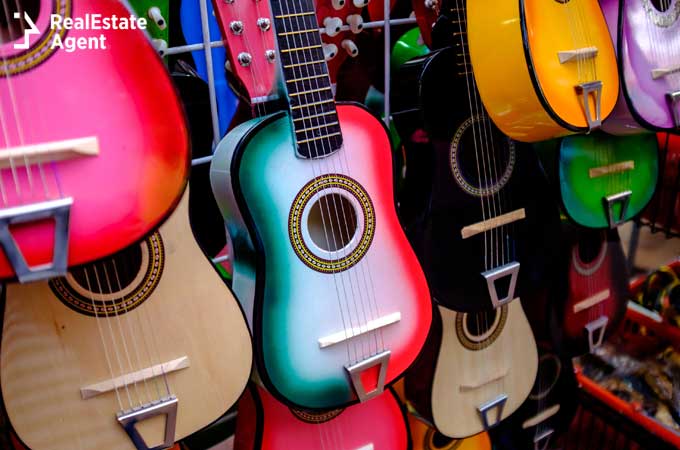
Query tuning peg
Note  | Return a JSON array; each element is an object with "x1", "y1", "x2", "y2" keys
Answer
[
  {"x1": 424, "y1": 0, "x2": 438, "y2": 8},
  {"x1": 152, "y1": 39, "x2": 168, "y2": 56},
  {"x1": 322, "y1": 43, "x2": 339, "y2": 60},
  {"x1": 352, "y1": 0, "x2": 369, "y2": 8},
  {"x1": 346, "y1": 14, "x2": 363, "y2": 34},
  {"x1": 341, "y1": 39, "x2": 358, "y2": 57},
  {"x1": 323, "y1": 17, "x2": 343, "y2": 37},
  {"x1": 147, "y1": 6, "x2": 167, "y2": 30},
  {"x1": 332, "y1": 0, "x2": 346, "y2": 9}
]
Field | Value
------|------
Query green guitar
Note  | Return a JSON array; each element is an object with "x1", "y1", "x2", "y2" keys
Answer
[{"x1": 537, "y1": 132, "x2": 659, "y2": 229}]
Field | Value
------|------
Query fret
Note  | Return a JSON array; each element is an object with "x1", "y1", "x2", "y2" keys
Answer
[
  {"x1": 278, "y1": 28, "x2": 318, "y2": 36},
  {"x1": 291, "y1": 99, "x2": 334, "y2": 110},
  {"x1": 274, "y1": 11, "x2": 315, "y2": 18},
  {"x1": 293, "y1": 110, "x2": 336, "y2": 122},
  {"x1": 296, "y1": 122, "x2": 340, "y2": 134},
  {"x1": 281, "y1": 44, "x2": 323, "y2": 53},
  {"x1": 286, "y1": 74, "x2": 327, "y2": 83},
  {"x1": 297, "y1": 132, "x2": 341, "y2": 145},
  {"x1": 289, "y1": 87, "x2": 332, "y2": 97},
  {"x1": 283, "y1": 59, "x2": 326, "y2": 69}
]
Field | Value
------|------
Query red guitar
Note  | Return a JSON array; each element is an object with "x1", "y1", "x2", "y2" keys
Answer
[
  {"x1": 0, "y1": 0, "x2": 189, "y2": 282},
  {"x1": 234, "y1": 384, "x2": 410, "y2": 450},
  {"x1": 562, "y1": 227, "x2": 629, "y2": 354}
]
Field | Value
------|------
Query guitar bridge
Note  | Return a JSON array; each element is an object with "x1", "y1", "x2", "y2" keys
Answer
[
  {"x1": 482, "y1": 261, "x2": 520, "y2": 309},
  {"x1": 603, "y1": 190, "x2": 632, "y2": 228},
  {"x1": 585, "y1": 316, "x2": 609, "y2": 353},
  {"x1": 0, "y1": 198, "x2": 72, "y2": 282},
  {"x1": 477, "y1": 394, "x2": 507, "y2": 430},
  {"x1": 117, "y1": 396, "x2": 178, "y2": 450},
  {"x1": 575, "y1": 81, "x2": 603, "y2": 131},
  {"x1": 533, "y1": 428, "x2": 555, "y2": 450},
  {"x1": 668, "y1": 90, "x2": 680, "y2": 128},
  {"x1": 345, "y1": 350, "x2": 390, "y2": 402}
]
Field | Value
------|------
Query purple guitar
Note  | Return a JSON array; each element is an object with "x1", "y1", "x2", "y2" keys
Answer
[{"x1": 601, "y1": 0, "x2": 680, "y2": 134}]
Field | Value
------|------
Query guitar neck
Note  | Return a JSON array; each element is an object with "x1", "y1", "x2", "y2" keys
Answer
[{"x1": 270, "y1": 0, "x2": 343, "y2": 158}]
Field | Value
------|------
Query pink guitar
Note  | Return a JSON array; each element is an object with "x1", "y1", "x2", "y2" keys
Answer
[
  {"x1": 0, "y1": 0, "x2": 188, "y2": 282},
  {"x1": 600, "y1": 0, "x2": 680, "y2": 133},
  {"x1": 234, "y1": 384, "x2": 410, "y2": 450}
]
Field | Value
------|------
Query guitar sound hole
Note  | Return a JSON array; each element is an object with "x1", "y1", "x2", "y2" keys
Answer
[
  {"x1": 530, "y1": 353, "x2": 562, "y2": 400},
  {"x1": 431, "y1": 431, "x2": 456, "y2": 449},
  {"x1": 577, "y1": 230, "x2": 604, "y2": 264},
  {"x1": 0, "y1": 0, "x2": 40, "y2": 44},
  {"x1": 71, "y1": 245, "x2": 143, "y2": 295},
  {"x1": 650, "y1": 0, "x2": 671, "y2": 12},
  {"x1": 307, "y1": 193, "x2": 358, "y2": 252},
  {"x1": 465, "y1": 309, "x2": 498, "y2": 339}
]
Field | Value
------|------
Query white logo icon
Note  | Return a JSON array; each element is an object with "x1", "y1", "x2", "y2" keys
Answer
[{"x1": 13, "y1": 12, "x2": 40, "y2": 50}]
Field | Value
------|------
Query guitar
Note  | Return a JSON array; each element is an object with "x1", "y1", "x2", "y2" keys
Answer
[
  {"x1": 560, "y1": 227, "x2": 629, "y2": 355},
  {"x1": 316, "y1": 0, "x2": 365, "y2": 83},
  {"x1": 600, "y1": 0, "x2": 680, "y2": 133},
  {"x1": 180, "y1": 0, "x2": 239, "y2": 137},
  {"x1": 535, "y1": 132, "x2": 659, "y2": 229},
  {"x1": 234, "y1": 384, "x2": 410, "y2": 450},
  {"x1": 466, "y1": 0, "x2": 619, "y2": 142},
  {"x1": 405, "y1": 302, "x2": 538, "y2": 438},
  {"x1": 127, "y1": 0, "x2": 170, "y2": 55},
  {"x1": 1, "y1": 188, "x2": 252, "y2": 450},
  {"x1": 408, "y1": 413, "x2": 491, "y2": 450},
  {"x1": 392, "y1": 17, "x2": 561, "y2": 313},
  {"x1": 210, "y1": 0, "x2": 432, "y2": 410},
  {"x1": 0, "y1": 0, "x2": 189, "y2": 282}
]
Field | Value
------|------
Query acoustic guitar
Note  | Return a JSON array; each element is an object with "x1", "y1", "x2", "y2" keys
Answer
[
  {"x1": 600, "y1": 0, "x2": 680, "y2": 133},
  {"x1": 0, "y1": 0, "x2": 189, "y2": 282},
  {"x1": 392, "y1": 5, "x2": 561, "y2": 313},
  {"x1": 1, "y1": 188, "x2": 252, "y2": 450},
  {"x1": 234, "y1": 384, "x2": 410, "y2": 450},
  {"x1": 211, "y1": 0, "x2": 432, "y2": 410},
  {"x1": 535, "y1": 132, "x2": 659, "y2": 229},
  {"x1": 467, "y1": 0, "x2": 619, "y2": 142},
  {"x1": 408, "y1": 413, "x2": 491, "y2": 450}
]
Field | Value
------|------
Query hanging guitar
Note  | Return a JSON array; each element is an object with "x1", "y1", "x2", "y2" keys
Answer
[
  {"x1": 558, "y1": 226, "x2": 629, "y2": 355},
  {"x1": 211, "y1": 0, "x2": 432, "y2": 410},
  {"x1": 535, "y1": 132, "x2": 659, "y2": 229},
  {"x1": 127, "y1": 0, "x2": 170, "y2": 55},
  {"x1": 0, "y1": 0, "x2": 189, "y2": 282},
  {"x1": 600, "y1": 0, "x2": 680, "y2": 133},
  {"x1": 234, "y1": 383, "x2": 410, "y2": 450},
  {"x1": 466, "y1": 0, "x2": 619, "y2": 142}
]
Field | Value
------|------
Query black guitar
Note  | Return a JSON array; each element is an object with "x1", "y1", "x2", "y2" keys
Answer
[{"x1": 391, "y1": 0, "x2": 560, "y2": 312}]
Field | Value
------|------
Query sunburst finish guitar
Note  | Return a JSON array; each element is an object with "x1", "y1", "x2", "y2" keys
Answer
[
  {"x1": 1, "y1": 189, "x2": 252, "y2": 450},
  {"x1": 211, "y1": 0, "x2": 431, "y2": 410},
  {"x1": 467, "y1": 0, "x2": 619, "y2": 142},
  {"x1": 408, "y1": 413, "x2": 491, "y2": 450}
]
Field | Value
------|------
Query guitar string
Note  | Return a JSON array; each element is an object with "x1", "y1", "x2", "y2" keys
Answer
[
  {"x1": 288, "y1": 0, "x2": 385, "y2": 362},
  {"x1": 277, "y1": 0, "x2": 362, "y2": 367},
  {"x1": 284, "y1": 0, "x2": 385, "y2": 361}
]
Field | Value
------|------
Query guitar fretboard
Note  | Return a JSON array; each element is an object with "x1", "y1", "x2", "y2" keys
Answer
[{"x1": 271, "y1": 0, "x2": 343, "y2": 158}]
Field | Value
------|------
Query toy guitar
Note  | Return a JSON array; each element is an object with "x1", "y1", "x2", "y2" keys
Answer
[
  {"x1": 392, "y1": 2, "x2": 561, "y2": 313},
  {"x1": 316, "y1": 0, "x2": 365, "y2": 83},
  {"x1": 0, "y1": 0, "x2": 188, "y2": 282},
  {"x1": 467, "y1": 0, "x2": 619, "y2": 142},
  {"x1": 560, "y1": 227, "x2": 629, "y2": 354},
  {"x1": 600, "y1": 0, "x2": 680, "y2": 133},
  {"x1": 535, "y1": 132, "x2": 658, "y2": 228},
  {"x1": 180, "y1": 0, "x2": 239, "y2": 137},
  {"x1": 234, "y1": 384, "x2": 409, "y2": 450},
  {"x1": 408, "y1": 412, "x2": 491, "y2": 450},
  {"x1": 127, "y1": 0, "x2": 170, "y2": 55},
  {"x1": 211, "y1": 0, "x2": 431, "y2": 410},
  {"x1": 1, "y1": 188, "x2": 252, "y2": 450}
]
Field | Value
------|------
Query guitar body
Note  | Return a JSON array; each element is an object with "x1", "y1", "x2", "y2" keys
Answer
[
  {"x1": 0, "y1": 190, "x2": 252, "y2": 450},
  {"x1": 601, "y1": 0, "x2": 680, "y2": 132},
  {"x1": 561, "y1": 228, "x2": 629, "y2": 354},
  {"x1": 211, "y1": 104, "x2": 432, "y2": 410},
  {"x1": 0, "y1": 0, "x2": 188, "y2": 280},
  {"x1": 538, "y1": 132, "x2": 659, "y2": 228},
  {"x1": 467, "y1": 0, "x2": 619, "y2": 142},
  {"x1": 234, "y1": 384, "x2": 409, "y2": 450},
  {"x1": 393, "y1": 47, "x2": 561, "y2": 312},
  {"x1": 408, "y1": 414, "x2": 491, "y2": 450}
]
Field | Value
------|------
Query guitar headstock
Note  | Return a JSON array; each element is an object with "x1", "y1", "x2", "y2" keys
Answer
[
  {"x1": 212, "y1": 0, "x2": 277, "y2": 103},
  {"x1": 315, "y1": 0, "x2": 368, "y2": 83}
]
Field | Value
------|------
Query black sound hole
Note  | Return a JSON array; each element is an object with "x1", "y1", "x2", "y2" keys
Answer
[
  {"x1": 308, "y1": 193, "x2": 358, "y2": 252},
  {"x1": 465, "y1": 309, "x2": 498, "y2": 337},
  {"x1": 432, "y1": 431, "x2": 455, "y2": 448},
  {"x1": 457, "y1": 121, "x2": 512, "y2": 192},
  {"x1": 650, "y1": 0, "x2": 671, "y2": 12},
  {"x1": 71, "y1": 244, "x2": 143, "y2": 294},
  {"x1": 0, "y1": 0, "x2": 40, "y2": 44},
  {"x1": 577, "y1": 231, "x2": 603, "y2": 264}
]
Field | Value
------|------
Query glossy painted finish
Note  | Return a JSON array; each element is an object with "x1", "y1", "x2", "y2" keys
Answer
[
  {"x1": 601, "y1": 0, "x2": 680, "y2": 132},
  {"x1": 180, "y1": 0, "x2": 239, "y2": 137},
  {"x1": 557, "y1": 133, "x2": 658, "y2": 228},
  {"x1": 0, "y1": 0, "x2": 189, "y2": 280},
  {"x1": 468, "y1": 0, "x2": 619, "y2": 142},
  {"x1": 562, "y1": 228, "x2": 629, "y2": 353},
  {"x1": 211, "y1": 104, "x2": 432, "y2": 409},
  {"x1": 408, "y1": 413, "x2": 491, "y2": 450},
  {"x1": 128, "y1": 0, "x2": 169, "y2": 43},
  {"x1": 234, "y1": 384, "x2": 409, "y2": 450},
  {"x1": 391, "y1": 28, "x2": 429, "y2": 73}
]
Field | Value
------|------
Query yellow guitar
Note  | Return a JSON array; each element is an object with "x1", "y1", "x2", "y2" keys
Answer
[
  {"x1": 409, "y1": 413, "x2": 492, "y2": 450},
  {"x1": 467, "y1": 0, "x2": 619, "y2": 142}
]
